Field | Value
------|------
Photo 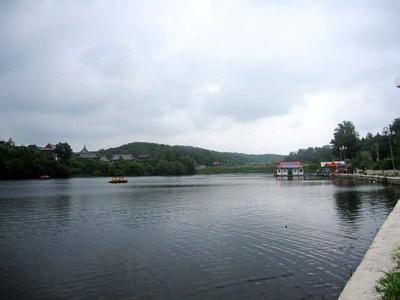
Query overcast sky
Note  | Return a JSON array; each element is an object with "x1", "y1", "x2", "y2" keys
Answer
[{"x1": 1, "y1": 1, "x2": 399, "y2": 154}]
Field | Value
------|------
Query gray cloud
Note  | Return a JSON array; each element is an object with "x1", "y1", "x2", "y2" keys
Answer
[{"x1": 1, "y1": 0, "x2": 399, "y2": 153}]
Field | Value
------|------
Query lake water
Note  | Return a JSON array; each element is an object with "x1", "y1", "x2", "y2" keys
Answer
[{"x1": 0, "y1": 175, "x2": 399, "y2": 299}]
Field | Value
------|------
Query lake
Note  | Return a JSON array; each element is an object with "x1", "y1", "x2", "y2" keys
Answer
[{"x1": 0, "y1": 175, "x2": 399, "y2": 299}]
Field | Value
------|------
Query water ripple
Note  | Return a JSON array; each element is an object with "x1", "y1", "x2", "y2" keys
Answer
[{"x1": 0, "y1": 176, "x2": 398, "y2": 299}]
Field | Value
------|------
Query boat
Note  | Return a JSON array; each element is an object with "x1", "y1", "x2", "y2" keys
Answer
[
  {"x1": 40, "y1": 175, "x2": 50, "y2": 180},
  {"x1": 109, "y1": 176, "x2": 128, "y2": 184}
]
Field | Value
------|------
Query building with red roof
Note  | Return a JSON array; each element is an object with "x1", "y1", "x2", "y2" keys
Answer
[{"x1": 276, "y1": 161, "x2": 304, "y2": 177}]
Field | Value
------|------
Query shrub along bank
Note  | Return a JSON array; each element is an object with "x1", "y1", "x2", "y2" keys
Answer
[{"x1": 375, "y1": 248, "x2": 400, "y2": 299}]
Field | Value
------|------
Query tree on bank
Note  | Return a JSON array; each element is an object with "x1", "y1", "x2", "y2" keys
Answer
[
  {"x1": 331, "y1": 121, "x2": 360, "y2": 159},
  {"x1": 0, "y1": 139, "x2": 198, "y2": 179},
  {"x1": 0, "y1": 142, "x2": 70, "y2": 179},
  {"x1": 55, "y1": 142, "x2": 73, "y2": 161},
  {"x1": 391, "y1": 118, "x2": 400, "y2": 154},
  {"x1": 288, "y1": 117, "x2": 399, "y2": 170}
]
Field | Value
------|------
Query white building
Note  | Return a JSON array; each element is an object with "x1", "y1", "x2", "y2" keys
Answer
[{"x1": 276, "y1": 161, "x2": 304, "y2": 177}]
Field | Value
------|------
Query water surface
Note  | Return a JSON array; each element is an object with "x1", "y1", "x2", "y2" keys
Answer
[{"x1": 0, "y1": 175, "x2": 399, "y2": 299}]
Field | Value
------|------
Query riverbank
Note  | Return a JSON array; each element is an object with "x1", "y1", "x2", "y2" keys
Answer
[
  {"x1": 339, "y1": 200, "x2": 400, "y2": 299},
  {"x1": 335, "y1": 173, "x2": 400, "y2": 185}
]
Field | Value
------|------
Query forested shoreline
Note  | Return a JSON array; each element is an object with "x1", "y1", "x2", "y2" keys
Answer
[
  {"x1": 287, "y1": 118, "x2": 400, "y2": 172},
  {"x1": 1, "y1": 117, "x2": 399, "y2": 179},
  {"x1": 0, "y1": 141, "x2": 196, "y2": 179},
  {"x1": 0, "y1": 139, "x2": 282, "y2": 180}
]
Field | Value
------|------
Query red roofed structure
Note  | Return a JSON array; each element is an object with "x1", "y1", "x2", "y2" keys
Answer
[
  {"x1": 276, "y1": 161, "x2": 304, "y2": 177},
  {"x1": 39, "y1": 143, "x2": 58, "y2": 160}
]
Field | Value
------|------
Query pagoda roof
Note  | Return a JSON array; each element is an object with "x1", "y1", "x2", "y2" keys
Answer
[
  {"x1": 79, "y1": 145, "x2": 89, "y2": 153},
  {"x1": 40, "y1": 143, "x2": 56, "y2": 151}
]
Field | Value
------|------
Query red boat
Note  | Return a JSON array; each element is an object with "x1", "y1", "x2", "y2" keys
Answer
[{"x1": 109, "y1": 176, "x2": 128, "y2": 184}]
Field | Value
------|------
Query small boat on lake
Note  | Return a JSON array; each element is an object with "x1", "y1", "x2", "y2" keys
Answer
[
  {"x1": 40, "y1": 175, "x2": 50, "y2": 180},
  {"x1": 109, "y1": 176, "x2": 128, "y2": 184}
]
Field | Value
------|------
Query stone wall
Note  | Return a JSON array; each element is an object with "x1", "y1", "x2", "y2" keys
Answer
[{"x1": 339, "y1": 200, "x2": 400, "y2": 299}]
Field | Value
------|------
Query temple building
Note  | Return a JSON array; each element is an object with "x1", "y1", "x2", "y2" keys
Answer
[
  {"x1": 40, "y1": 143, "x2": 56, "y2": 152},
  {"x1": 40, "y1": 143, "x2": 58, "y2": 160},
  {"x1": 76, "y1": 145, "x2": 98, "y2": 160},
  {"x1": 111, "y1": 154, "x2": 135, "y2": 161}
]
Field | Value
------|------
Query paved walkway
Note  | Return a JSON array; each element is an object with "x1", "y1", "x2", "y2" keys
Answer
[{"x1": 339, "y1": 200, "x2": 400, "y2": 299}]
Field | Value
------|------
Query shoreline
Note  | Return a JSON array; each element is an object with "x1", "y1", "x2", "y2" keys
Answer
[
  {"x1": 339, "y1": 200, "x2": 400, "y2": 299},
  {"x1": 335, "y1": 173, "x2": 400, "y2": 185}
]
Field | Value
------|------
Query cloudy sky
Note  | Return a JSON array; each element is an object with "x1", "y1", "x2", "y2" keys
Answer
[{"x1": 1, "y1": 1, "x2": 399, "y2": 154}]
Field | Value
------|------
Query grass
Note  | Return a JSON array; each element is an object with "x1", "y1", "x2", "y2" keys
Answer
[{"x1": 375, "y1": 248, "x2": 400, "y2": 300}]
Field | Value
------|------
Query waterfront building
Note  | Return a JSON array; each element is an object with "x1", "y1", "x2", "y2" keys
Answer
[
  {"x1": 276, "y1": 161, "x2": 304, "y2": 177},
  {"x1": 212, "y1": 161, "x2": 222, "y2": 167},
  {"x1": 320, "y1": 161, "x2": 346, "y2": 174}
]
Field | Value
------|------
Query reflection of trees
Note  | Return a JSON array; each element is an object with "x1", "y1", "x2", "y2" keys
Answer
[
  {"x1": 334, "y1": 190, "x2": 362, "y2": 223},
  {"x1": 381, "y1": 187, "x2": 400, "y2": 211},
  {"x1": 333, "y1": 178, "x2": 363, "y2": 224},
  {"x1": 332, "y1": 178, "x2": 356, "y2": 187},
  {"x1": 333, "y1": 179, "x2": 400, "y2": 217}
]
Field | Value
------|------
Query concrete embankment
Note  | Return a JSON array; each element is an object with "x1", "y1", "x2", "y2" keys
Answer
[
  {"x1": 336, "y1": 173, "x2": 400, "y2": 185},
  {"x1": 339, "y1": 200, "x2": 400, "y2": 299}
]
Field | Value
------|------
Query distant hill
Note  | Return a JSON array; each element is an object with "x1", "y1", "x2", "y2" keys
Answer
[{"x1": 97, "y1": 142, "x2": 284, "y2": 166}]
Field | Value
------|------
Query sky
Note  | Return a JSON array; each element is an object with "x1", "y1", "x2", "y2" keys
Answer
[{"x1": 1, "y1": 0, "x2": 399, "y2": 154}]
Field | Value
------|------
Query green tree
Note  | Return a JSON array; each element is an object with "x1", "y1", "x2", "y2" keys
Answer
[
  {"x1": 155, "y1": 160, "x2": 175, "y2": 175},
  {"x1": 331, "y1": 121, "x2": 360, "y2": 159},
  {"x1": 390, "y1": 118, "x2": 400, "y2": 157},
  {"x1": 178, "y1": 156, "x2": 196, "y2": 174},
  {"x1": 55, "y1": 142, "x2": 73, "y2": 161},
  {"x1": 286, "y1": 145, "x2": 333, "y2": 163}
]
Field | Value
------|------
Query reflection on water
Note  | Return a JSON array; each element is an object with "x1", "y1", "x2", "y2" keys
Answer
[
  {"x1": 335, "y1": 190, "x2": 362, "y2": 223},
  {"x1": 0, "y1": 175, "x2": 399, "y2": 299},
  {"x1": 333, "y1": 178, "x2": 399, "y2": 223}
]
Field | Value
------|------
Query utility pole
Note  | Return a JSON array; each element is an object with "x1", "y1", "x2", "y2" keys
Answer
[
  {"x1": 375, "y1": 143, "x2": 379, "y2": 161},
  {"x1": 382, "y1": 126, "x2": 396, "y2": 175},
  {"x1": 339, "y1": 145, "x2": 347, "y2": 161}
]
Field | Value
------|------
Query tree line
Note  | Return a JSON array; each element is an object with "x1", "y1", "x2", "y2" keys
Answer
[
  {"x1": 2, "y1": 117, "x2": 398, "y2": 179},
  {"x1": 0, "y1": 140, "x2": 196, "y2": 179},
  {"x1": 287, "y1": 118, "x2": 400, "y2": 171},
  {"x1": 98, "y1": 142, "x2": 284, "y2": 166},
  {"x1": 0, "y1": 141, "x2": 71, "y2": 179}
]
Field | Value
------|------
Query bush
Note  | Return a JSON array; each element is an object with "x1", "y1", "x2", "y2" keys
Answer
[
  {"x1": 92, "y1": 170, "x2": 102, "y2": 176},
  {"x1": 375, "y1": 248, "x2": 400, "y2": 299}
]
